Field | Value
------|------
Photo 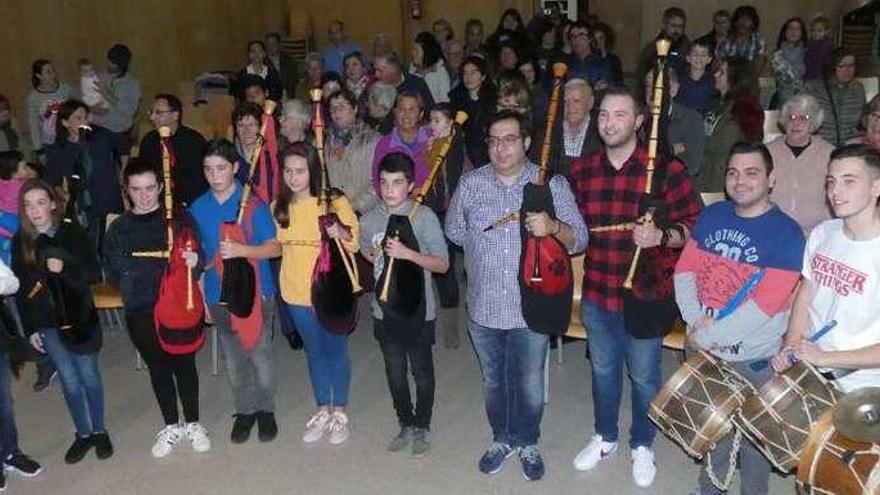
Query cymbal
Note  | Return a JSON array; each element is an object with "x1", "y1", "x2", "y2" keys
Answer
[{"x1": 833, "y1": 387, "x2": 880, "y2": 443}]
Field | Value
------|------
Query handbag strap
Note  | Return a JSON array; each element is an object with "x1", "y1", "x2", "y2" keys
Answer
[{"x1": 822, "y1": 78, "x2": 842, "y2": 146}]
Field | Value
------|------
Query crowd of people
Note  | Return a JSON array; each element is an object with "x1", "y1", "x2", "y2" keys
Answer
[{"x1": 0, "y1": 3, "x2": 878, "y2": 494}]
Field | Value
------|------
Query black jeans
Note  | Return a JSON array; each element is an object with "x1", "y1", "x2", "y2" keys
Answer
[
  {"x1": 374, "y1": 318, "x2": 435, "y2": 429},
  {"x1": 126, "y1": 312, "x2": 200, "y2": 425}
]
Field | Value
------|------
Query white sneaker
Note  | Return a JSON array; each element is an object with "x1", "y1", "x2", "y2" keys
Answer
[
  {"x1": 303, "y1": 409, "x2": 332, "y2": 443},
  {"x1": 151, "y1": 424, "x2": 183, "y2": 458},
  {"x1": 326, "y1": 411, "x2": 350, "y2": 445},
  {"x1": 631, "y1": 446, "x2": 657, "y2": 488},
  {"x1": 185, "y1": 422, "x2": 211, "y2": 453},
  {"x1": 573, "y1": 434, "x2": 618, "y2": 471}
]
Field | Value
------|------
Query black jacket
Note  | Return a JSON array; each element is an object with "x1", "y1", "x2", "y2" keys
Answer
[
  {"x1": 138, "y1": 126, "x2": 208, "y2": 207},
  {"x1": 449, "y1": 83, "x2": 497, "y2": 168},
  {"x1": 11, "y1": 222, "x2": 102, "y2": 354}
]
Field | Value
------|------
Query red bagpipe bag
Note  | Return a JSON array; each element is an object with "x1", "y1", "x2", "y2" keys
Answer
[{"x1": 154, "y1": 222, "x2": 206, "y2": 354}]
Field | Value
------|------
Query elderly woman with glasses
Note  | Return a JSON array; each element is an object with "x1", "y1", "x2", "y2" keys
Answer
[{"x1": 766, "y1": 93, "x2": 834, "y2": 233}]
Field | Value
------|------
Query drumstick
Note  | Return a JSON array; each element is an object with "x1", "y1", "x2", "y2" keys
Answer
[
  {"x1": 749, "y1": 319, "x2": 839, "y2": 372},
  {"x1": 716, "y1": 269, "x2": 765, "y2": 320}
]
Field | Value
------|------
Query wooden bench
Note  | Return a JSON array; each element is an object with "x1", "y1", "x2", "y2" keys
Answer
[{"x1": 563, "y1": 254, "x2": 686, "y2": 356}]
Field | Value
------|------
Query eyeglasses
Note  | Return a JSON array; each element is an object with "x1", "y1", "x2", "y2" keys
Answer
[
  {"x1": 787, "y1": 114, "x2": 811, "y2": 122},
  {"x1": 486, "y1": 134, "x2": 522, "y2": 148},
  {"x1": 150, "y1": 109, "x2": 174, "y2": 116},
  {"x1": 869, "y1": 112, "x2": 880, "y2": 121}
]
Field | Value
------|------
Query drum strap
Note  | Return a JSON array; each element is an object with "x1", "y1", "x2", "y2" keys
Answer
[
  {"x1": 706, "y1": 427, "x2": 743, "y2": 491},
  {"x1": 868, "y1": 445, "x2": 880, "y2": 493}
]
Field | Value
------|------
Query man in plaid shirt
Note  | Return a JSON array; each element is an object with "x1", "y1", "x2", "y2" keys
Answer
[
  {"x1": 446, "y1": 111, "x2": 588, "y2": 481},
  {"x1": 568, "y1": 87, "x2": 700, "y2": 488}
]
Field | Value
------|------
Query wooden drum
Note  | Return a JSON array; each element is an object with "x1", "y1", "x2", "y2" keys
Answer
[
  {"x1": 649, "y1": 351, "x2": 753, "y2": 458},
  {"x1": 797, "y1": 410, "x2": 880, "y2": 495},
  {"x1": 738, "y1": 361, "x2": 841, "y2": 472}
]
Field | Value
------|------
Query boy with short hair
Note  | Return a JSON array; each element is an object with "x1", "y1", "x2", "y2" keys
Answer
[
  {"x1": 772, "y1": 144, "x2": 880, "y2": 392},
  {"x1": 677, "y1": 41, "x2": 715, "y2": 115},
  {"x1": 360, "y1": 152, "x2": 449, "y2": 457}
]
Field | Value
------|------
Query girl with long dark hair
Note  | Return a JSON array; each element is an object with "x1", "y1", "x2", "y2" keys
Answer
[{"x1": 273, "y1": 142, "x2": 359, "y2": 446}]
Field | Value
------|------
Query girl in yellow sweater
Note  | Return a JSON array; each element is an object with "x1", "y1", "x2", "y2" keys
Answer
[{"x1": 272, "y1": 142, "x2": 359, "y2": 445}]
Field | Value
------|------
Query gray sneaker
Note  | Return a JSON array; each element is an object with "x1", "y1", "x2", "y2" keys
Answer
[
  {"x1": 411, "y1": 428, "x2": 430, "y2": 458},
  {"x1": 387, "y1": 426, "x2": 413, "y2": 452}
]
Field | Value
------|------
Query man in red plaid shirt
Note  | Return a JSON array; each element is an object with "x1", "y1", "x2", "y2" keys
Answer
[{"x1": 568, "y1": 87, "x2": 700, "y2": 488}]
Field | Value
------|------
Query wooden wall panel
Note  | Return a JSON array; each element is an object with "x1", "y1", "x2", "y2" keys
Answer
[{"x1": 0, "y1": 0, "x2": 286, "y2": 139}]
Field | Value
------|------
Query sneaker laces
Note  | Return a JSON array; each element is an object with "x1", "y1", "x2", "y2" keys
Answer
[
  {"x1": 520, "y1": 446, "x2": 541, "y2": 462},
  {"x1": 156, "y1": 425, "x2": 181, "y2": 444},
  {"x1": 187, "y1": 422, "x2": 208, "y2": 438},
  {"x1": 487, "y1": 442, "x2": 511, "y2": 456},
  {"x1": 327, "y1": 412, "x2": 349, "y2": 433},
  {"x1": 306, "y1": 410, "x2": 331, "y2": 429}
]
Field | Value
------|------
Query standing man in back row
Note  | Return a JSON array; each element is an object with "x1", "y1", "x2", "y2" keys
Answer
[{"x1": 138, "y1": 94, "x2": 208, "y2": 207}]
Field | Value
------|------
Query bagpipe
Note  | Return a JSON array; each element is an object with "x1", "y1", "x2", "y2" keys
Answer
[
  {"x1": 591, "y1": 39, "x2": 680, "y2": 335},
  {"x1": 518, "y1": 62, "x2": 572, "y2": 336},
  {"x1": 309, "y1": 89, "x2": 363, "y2": 335},
  {"x1": 622, "y1": 38, "x2": 673, "y2": 292},
  {"x1": 130, "y1": 126, "x2": 205, "y2": 354},
  {"x1": 375, "y1": 111, "x2": 468, "y2": 340},
  {"x1": 217, "y1": 100, "x2": 277, "y2": 350},
  {"x1": 32, "y1": 234, "x2": 96, "y2": 346}
]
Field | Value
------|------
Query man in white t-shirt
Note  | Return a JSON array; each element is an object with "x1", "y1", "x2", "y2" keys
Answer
[{"x1": 772, "y1": 144, "x2": 880, "y2": 392}]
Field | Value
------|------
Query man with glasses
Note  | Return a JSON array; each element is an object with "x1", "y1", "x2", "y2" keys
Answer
[
  {"x1": 445, "y1": 111, "x2": 588, "y2": 481},
  {"x1": 138, "y1": 93, "x2": 208, "y2": 206},
  {"x1": 636, "y1": 7, "x2": 691, "y2": 101}
]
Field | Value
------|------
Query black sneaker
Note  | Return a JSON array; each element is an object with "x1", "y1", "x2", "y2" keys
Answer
[
  {"x1": 0, "y1": 469, "x2": 6, "y2": 492},
  {"x1": 256, "y1": 411, "x2": 278, "y2": 442},
  {"x1": 64, "y1": 436, "x2": 93, "y2": 464},
  {"x1": 32, "y1": 369, "x2": 57, "y2": 393},
  {"x1": 4, "y1": 453, "x2": 41, "y2": 477},
  {"x1": 230, "y1": 413, "x2": 257, "y2": 444},
  {"x1": 91, "y1": 432, "x2": 114, "y2": 459}
]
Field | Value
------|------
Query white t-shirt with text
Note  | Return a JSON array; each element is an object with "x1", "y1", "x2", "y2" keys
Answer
[{"x1": 803, "y1": 219, "x2": 880, "y2": 392}]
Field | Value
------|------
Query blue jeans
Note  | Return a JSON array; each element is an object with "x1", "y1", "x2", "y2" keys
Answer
[
  {"x1": 581, "y1": 302, "x2": 662, "y2": 449},
  {"x1": 468, "y1": 320, "x2": 548, "y2": 448},
  {"x1": 288, "y1": 305, "x2": 351, "y2": 407},
  {"x1": 0, "y1": 350, "x2": 19, "y2": 460},
  {"x1": 40, "y1": 328, "x2": 105, "y2": 438}
]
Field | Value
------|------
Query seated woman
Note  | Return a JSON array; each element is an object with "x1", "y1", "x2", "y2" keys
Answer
[
  {"x1": 771, "y1": 17, "x2": 807, "y2": 108},
  {"x1": 699, "y1": 56, "x2": 764, "y2": 193},
  {"x1": 805, "y1": 47, "x2": 866, "y2": 146},
  {"x1": 45, "y1": 100, "x2": 125, "y2": 251},
  {"x1": 410, "y1": 32, "x2": 450, "y2": 104},
  {"x1": 853, "y1": 94, "x2": 880, "y2": 151},
  {"x1": 767, "y1": 93, "x2": 835, "y2": 233},
  {"x1": 325, "y1": 90, "x2": 381, "y2": 215},
  {"x1": 235, "y1": 41, "x2": 283, "y2": 102},
  {"x1": 0, "y1": 95, "x2": 31, "y2": 158},
  {"x1": 364, "y1": 82, "x2": 396, "y2": 136}
]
